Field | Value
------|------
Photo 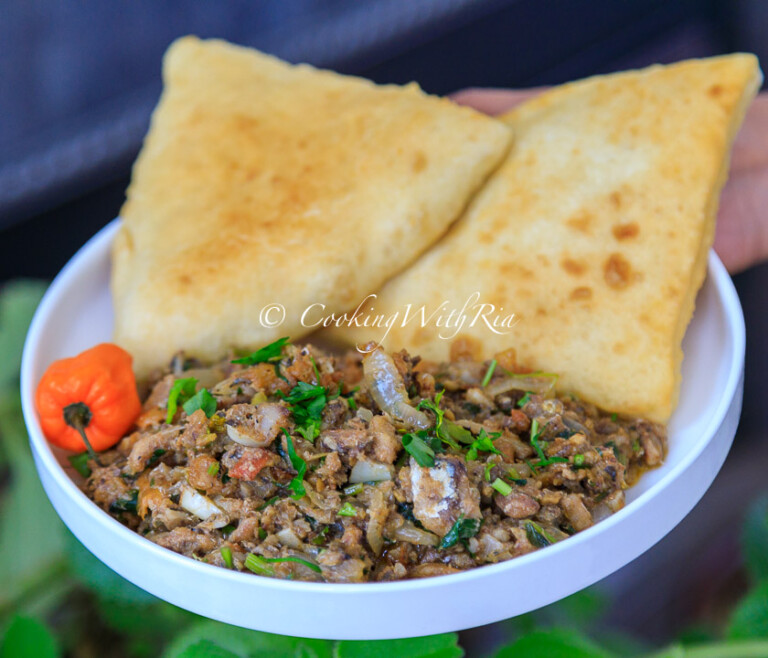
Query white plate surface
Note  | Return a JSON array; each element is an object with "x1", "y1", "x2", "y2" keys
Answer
[{"x1": 21, "y1": 220, "x2": 744, "y2": 640}]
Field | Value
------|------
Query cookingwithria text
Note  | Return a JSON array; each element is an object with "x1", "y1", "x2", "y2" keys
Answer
[{"x1": 256, "y1": 293, "x2": 518, "y2": 348}]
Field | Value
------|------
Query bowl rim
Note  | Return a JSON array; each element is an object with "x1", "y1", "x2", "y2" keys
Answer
[{"x1": 20, "y1": 219, "x2": 746, "y2": 596}]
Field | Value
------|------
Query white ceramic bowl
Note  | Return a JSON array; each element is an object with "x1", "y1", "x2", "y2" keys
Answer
[{"x1": 21, "y1": 220, "x2": 744, "y2": 640}]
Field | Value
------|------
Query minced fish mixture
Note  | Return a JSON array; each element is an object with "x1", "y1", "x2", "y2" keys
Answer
[{"x1": 80, "y1": 338, "x2": 667, "y2": 583}]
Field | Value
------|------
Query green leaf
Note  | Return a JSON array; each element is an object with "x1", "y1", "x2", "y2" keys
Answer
[
  {"x1": 183, "y1": 388, "x2": 218, "y2": 418},
  {"x1": 465, "y1": 428, "x2": 502, "y2": 461},
  {"x1": 335, "y1": 633, "x2": 462, "y2": 658},
  {"x1": 0, "y1": 280, "x2": 47, "y2": 389},
  {"x1": 279, "y1": 382, "x2": 328, "y2": 442},
  {"x1": 163, "y1": 620, "x2": 333, "y2": 658},
  {"x1": 166, "y1": 377, "x2": 198, "y2": 423},
  {"x1": 282, "y1": 430, "x2": 307, "y2": 499},
  {"x1": 231, "y1": 337, "x2": 290, "y2": 366},
  {"x1": 0, "y1": 391, "x2": 67, "y2": 616},
  {"x1": 0, "y1": 615, "x2": 59, "y2": 658},
  {"x1": 728, "y1": 581, "x2": 768, "y2": 640},
  {"x1": 481, "y1": 359, "x2": 497, "y2": 387},
  {"x1": 439, "y1": 514, "x2": 481, "y2": 550},
  {"x1": 742, "y1": 495, "x2": 768, "y2": 583},
  {"x1": 524, "y1": 520, "x2": 556, "y2": 548},
  {"x1": 402, "y1": 432, "x2": 435, "y2": 467},
  {"x1": 495, "y1": 629, "x2": 613, "y2": 658}
]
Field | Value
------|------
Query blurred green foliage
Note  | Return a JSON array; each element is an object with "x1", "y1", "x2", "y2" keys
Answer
[{"x1": 1, "y1": 280, "x2": 767, "y2": 657}]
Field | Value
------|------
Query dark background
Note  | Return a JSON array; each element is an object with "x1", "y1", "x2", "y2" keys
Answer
[{"x1": 2, "y1": 0, "x2": 767, "y2": 651}]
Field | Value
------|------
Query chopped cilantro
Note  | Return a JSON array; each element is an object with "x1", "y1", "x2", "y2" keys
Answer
[
  {"x1": 258, "y1": 528, "x2": 267, "y2": 540},
  {"x1": 281, "y1": 428, "x2": 307, "y2": 499},
  {"x1": 338, "y1": 502, "x2": 357, "y2": 517},
  {"x1": 402, "y1": 432, "x2": 436, "y2": 467},
  {"x1": 439, "y1": 514, "x2": 481, "y2": 550},
  {"x1": 466, "y1": 428, "x2": 502, "y2": 461},
  {"x1": 221, "y1": 524, "x2": 236, "y2": 537},
  {"x1": 183, "y1": 387, "x2": 218, "y2": 418},
  {"x1": 610, "y1": 412, "x2": 618, "y2": 422},
  {"x1": 220, "y1": 546, "x2": 233, "y2": 569},
  {"x1": 166, "y1": 377, "x2": 198, "y2": 423},
  {"x1": 481, "y1": 359, "x2": 497, "y2": 387},
  {"x1": 491, "y1": 478, "x2": 512, "y2": 496},
  {"x1": 528, "y1": 419, "x2": 569, "y2": 468},
  {"x1": 147, "y1": 448, "x2": 166, "y2": 467},
  {"x1": 279, "y1": 381, "x2": 327, "y2": 441},
  {"x1": 573, "y1": 454, "x2": 587, "y2": 468},
  {"x1": 207, "y1": 461, "x2": 220, "y2": 477},
  {"x1": 231, "y1": 337, "x2": 290, "y2": 365}
]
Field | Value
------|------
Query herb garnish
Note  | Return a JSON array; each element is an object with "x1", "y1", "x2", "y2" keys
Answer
[
  {"x1": 491, "y1": 478, "x2": 512, "y2": 496},
  {"x1": 417, "y1": 391, "x2": 473, "y2": 449},
  {"x1": 481, "y1": 359, "x2": 497, "y2": 387},
  {"x1": 68, "y1": 452, "x2": 91, "y2": 478},
  {"x1": 529, "y1": 419, "x2": 569, "y2": 468},
  {"x1": 439, "y1": 514, "x2": 481, "y2": 550},
  {"x1": 517, "y1": 391, "x2": 533, "y2": 408},
  {"x1": 524, "y1": 520, "x2": 557, "y2": 548},
  {"x1": 165, "y1": 377, "x2": 197, "y2": 423},
  {"x1": 401, "y1": 432, "x2": 436, "y2": 467},
  {"x1": 258, "y1": 495, "x2": 280, "y2": 511},
  {"x1": 466, "y1": 428, "x2": 502, "y2": 461},
  {"x1": 245, "y1": 553, "x2": 322, "y2": 576},
  {"x1": 109, "y1": 489, "x2": 139, "y2": 514},
  {"x1": 231, "y1": 337, "x2": 290, "y2": 366},
  {"x1": 279, "y1": 380, "x2": 334, "y2": 441},
  {"x1": 207, "y1": 462, "x2": 220, "y2": 477},
  {"x1": 280, "y1": 428, "x2": 307, "y2": 499},
  {"x1": 183, "y1": 387, "x2": 217, "y2": 418},
  {"x1": 220, "y1": 546, "x2": 233, "y2": 569},
  {"x1": 338, "y1": 502, "x2": 357, "y2": 517}
]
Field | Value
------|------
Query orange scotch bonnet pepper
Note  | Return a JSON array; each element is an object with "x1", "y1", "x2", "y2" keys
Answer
[{"x1": 35, "y1": 343, "x2": 142, "y2": 459}]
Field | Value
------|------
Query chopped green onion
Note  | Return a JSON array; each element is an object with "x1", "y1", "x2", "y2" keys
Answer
[
  {"x1": 632, "y1": 439, "x2": 641, "y2": 453},
  {"x1": 245, "y1": 553, "x2": 322, "y2": 575},
  {"x1": 484, "y1": 461, "x2": 494, "y2": 482},
  {"x1": 402, "y1": 432, "x2": 436, "y2": 467},
  {"x1": 610, "y1": 412, "x2": 618, "y2": 422},
  {"x1": 232, "y1": 337, "x2": 290, "y2": 365},
  {"x1": 491, "y1": 478, "x2": 512, "y2": 496},
  {"x1": 258, "y1": 528, "x2": 267, "y2": 540},
  {"x1": 517, "y1": 391, "x2": 533, "y2": 408},
  {"x1": 312, "y1": 525, "x2": 330, "y2": 545},
  {"x1": 220, "y1": 546, "x2": 233, "y2": 569},
  {"x1": 338, "y1": 502, "x2": 357, "y2": 517},
  {"x1": 183, "y1": 388, "x2": 218, "y2": 418},
  {"x1": 347, "y1": 397, "x2": 357, "y2": 411},
  {"x1": 166, "y1": 377, "x2": 198, "y2": 423},
  {"x1": 573, "y1": 454, "x2": 586, "y2": 468},
  {"x1": 207, "y1": 461, "x2": 220, "y2": 477},
  {"x1": 257, "y1": 495, "x2": 279, "y2": 511},
  {"x1": 343, "y1": 483, "x2": 364, "y2": 496},
  {"x1": 481, "y1": 359, "x2": 497, "y2": 387},
  {"x1": 68, "y1": 452, "x2": 91, "y2": 478}
]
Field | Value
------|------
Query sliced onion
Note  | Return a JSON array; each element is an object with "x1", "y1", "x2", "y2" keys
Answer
[
  {"x1": 392, "y1": 522, "x2": 439, "y2": 547},
  {"x1": 486, "y1": 372, "x2": 558, "y2": 398},
  {"x1": 362, "y1": 349, "x2": 429, "y2": 428},
  {"x1": 276, "y1": 528, "x2": 304, "y2": 550},
  {"x1": 356, "y1": 407, "x2": 374, "y2": 423},
  {"x1": 226, "y1": 424, "x2": 261, "y2": 447},
  {"x1": 349, "y1": 459, "x2": 393, "y2": 484},
  {"x1": 179, "y1": 486, "x2": 224, "y2": 521}
]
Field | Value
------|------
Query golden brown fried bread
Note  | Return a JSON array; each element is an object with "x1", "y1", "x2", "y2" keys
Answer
[
  {"x1": 112, "y1": 36, "x2": 511, "y2": 377},
  {"x1": 325, "y1": 54, "x2": 761, "y2": 421}
]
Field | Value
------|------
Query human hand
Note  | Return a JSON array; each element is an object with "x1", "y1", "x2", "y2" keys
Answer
[{"x1": 452, "y1": 88, "x2": 768, "y2": 274}]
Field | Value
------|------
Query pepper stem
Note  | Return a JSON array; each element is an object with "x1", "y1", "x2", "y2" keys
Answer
[{"x1": 63, "y1": 402, "x2": 101, "y2": 467}]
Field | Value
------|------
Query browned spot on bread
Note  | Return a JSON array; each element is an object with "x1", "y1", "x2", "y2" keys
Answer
[
  {"x1": 612, "y1": 222, "x2": 639, "y2": 240},
  {"x1": 178, "y1": 274, "x2": 192, "y2": 287},
  {"x1": 609, "y1": 191, "x2": 622, "y2": 208},
  {"x1": 536, "y1": 307, "x2": 547, "y2": 316},
  {"x1": 478, "y1": 231, "x2": 494, "y2": 245},
  {"x1": 561, "y1": 258, "x2": 587, "y2": 276},
  {"x1": 412, "y1": 150, "x2": 428, "y2": 172},
  {"x1": 566, "y1": 210, "x2": 592, "y2": 234},
  {"x1": 570, "y1": 286, "x2": 592, "y2": 301},
  {"x1": 612, "y1": 341, "x2": 627, "y2": 355},
  {"x1": 708, "y1": 84, "x2": 723, "y2": 98},
  {"x1": 604, "y1": 253, "x2": 632, "y2": 289}
]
